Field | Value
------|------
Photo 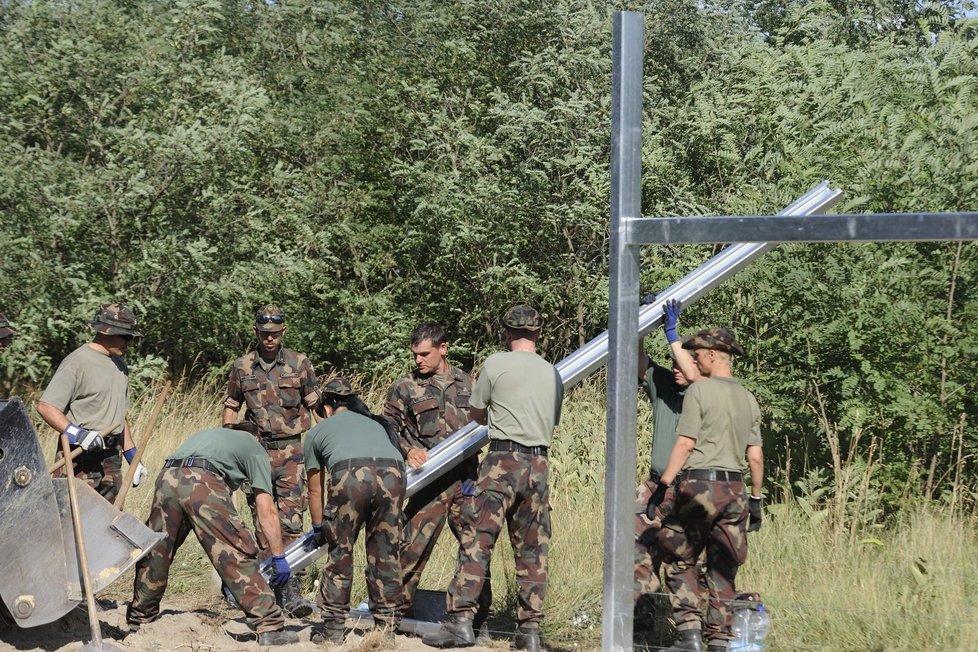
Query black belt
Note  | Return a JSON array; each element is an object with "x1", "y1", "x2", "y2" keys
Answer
[
  {"x1": 682, "y1": 469, "x2": 743, "y2": 482},
  {"x1": 164, "y1": 457, "x2": 223, "y2": 478},
  {"x1": 103, "y1": 434, "x2": 122, "y2": 449},
  {"x1": 260, "y1": 435, "x2": 301, "y2": 450},
  {"x1": 489, "y1": 440, "x2": 548, "y2": 457},
  {"x1": 329, "y1": 457, "x2": 404, "y2": 475}
]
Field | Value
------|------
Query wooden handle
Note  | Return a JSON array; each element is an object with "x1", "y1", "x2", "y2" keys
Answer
[{"x1": 115, "y1": 380, "x2": 172, "y2": 510}]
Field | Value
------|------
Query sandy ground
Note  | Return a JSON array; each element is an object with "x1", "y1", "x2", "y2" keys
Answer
[{"x1": 0, "y1": 596, "x2": 524, "y2": 652}]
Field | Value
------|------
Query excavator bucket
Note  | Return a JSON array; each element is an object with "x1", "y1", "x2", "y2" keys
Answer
[{"x1": 0, "y1": 398, "x2": 164, "y2": 628}]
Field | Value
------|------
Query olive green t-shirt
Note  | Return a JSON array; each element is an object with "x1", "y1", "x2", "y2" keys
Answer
[
  {"x1": 471, "y1": 350, "x2": 563, "y2": 448},
  {"x1": 644, "y1": 361, "x2": 686, "y2": 476},
  {"x1": 304, "y1": 410, "x2": 400, "y2": 472},
  {"x1": 169, "y1": 427, "x2": 273, "y2": 493},
  {"x1": 39, "y1": 344, "x2": 129, "y2": 436},
  {"x1": 676, "y1": 376, "x2": 762, "y2": 471}
]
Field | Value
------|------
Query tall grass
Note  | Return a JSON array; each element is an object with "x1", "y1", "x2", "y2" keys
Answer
[{"x1": 25, "y1": 377, "x2": 978, "y2": 650}]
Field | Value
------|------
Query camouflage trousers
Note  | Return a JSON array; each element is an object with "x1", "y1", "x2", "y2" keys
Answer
[
  {"x1": 53, "y1": 445, "x2": 123, "y2": 503},
  {"x1": 658, "y1": 476, "x2": 749, "y2": 645},
  {"x1": 634, "y1": 477, "x2": 707, "y2": 629},
  {"x1": 127, "y1": 468, "x2": 284, "y2": 634},
  {"x1": 448, "y1": 450, "x2": 550, "y2": 626},
  {"x1": 399, "y1": 460, "x2": 491, "y2": 624},
  {"x1": 318, "y1": 460, "x2": 405, "y2": 631},
  {"x1": 247, "y1": 442, "x2": 306, "y2": 554}
]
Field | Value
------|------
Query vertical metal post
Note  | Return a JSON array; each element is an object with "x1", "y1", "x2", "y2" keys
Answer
[{"x1": 604, "y1": 11, "x2": 643, "y2": 652}]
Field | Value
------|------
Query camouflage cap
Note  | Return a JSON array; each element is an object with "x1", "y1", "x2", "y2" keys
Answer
[
  {"x1": 90, "y1": 303, "x2": 142, "y2": 337},
  {"x1": 323, "y1": 376, "x2": 356, "y2": 396},
  {"x1": 502, "y1": 304, "x2": 543, "y2": 331},
  {"x1": 681, "y1": 328, "x2": 745, "y2": 356},
  {"x1": 255, "y1": 304, "x2": 286, "y2": 332},
  {"x1": 0, "y1": 313, "x2": 15, "y2": 340}
]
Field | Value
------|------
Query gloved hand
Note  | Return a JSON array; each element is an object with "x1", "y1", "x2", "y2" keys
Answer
[
  {"x1": 269, "y1": 555, "x2": 291, "y2": 587},
  {"x1": 64, "y1": 423, "x2": 104, "y2": 451},
  {"x1": 461, "y1": 479, "x2": 477, "y2": 497},
  {"x1": 640, "y1": 293, "x2": 657, "y2": 306},
  {"x1": 132, "y1": 462, "x2": 148, "y2": 487},
  {"x1": 663, "y1": 299, "x2": 682, "y2": 344},
  {"x1": 312, "y1": 523, "x2": 331, "y2": 547},
  {"x1": 645, "y1": 481, "x2": 670, "y2": 519},
  {"x1": 747, "y1": 496, "x2": 763, "y2": 532}
]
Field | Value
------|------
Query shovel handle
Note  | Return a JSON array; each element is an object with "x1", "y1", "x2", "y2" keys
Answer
[{"x1": 115, "y1": 380, "x2": 172, "y2": 510}]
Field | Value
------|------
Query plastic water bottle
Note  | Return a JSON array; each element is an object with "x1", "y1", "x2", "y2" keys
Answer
[
  {"x1": 728, "y1": 608, "x2": 751, "y2": 651},
  {"x1": 748, "y1": 604, "x2": 771, "y2": 651}
]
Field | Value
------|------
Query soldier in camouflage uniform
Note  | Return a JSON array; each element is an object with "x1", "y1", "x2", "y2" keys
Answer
[
  {"x1": 383, "y1": 323, "x2": 491, "y2": 638},
  {"x1": 222, "y1": 304, "x2": 320, "y2": 617},
  {"x1": 0, "y1": 312, "x2": 16, "y2": 354},
  {"x1": 647, "y1": 328, "x2": 764, "y2": 652},
  {"x1": 634, "y1": 300, "x2": 703, "y2": 640},
  {"x1": 127, "y1": 422, "x2": 298, "y2": 646},
  {"x1": 424, "y1": 305, "x2": 563, "y2": 652},
  {"x1": 38, "y1": 304, "x2": 149, "y2": 502},
  {"x1": 305, "y1": 377, "x2": 405, "y2": 646}
]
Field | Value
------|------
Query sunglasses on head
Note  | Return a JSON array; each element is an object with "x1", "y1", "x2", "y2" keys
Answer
[{"x1": 256, "y1": 315, "x2": 285, "y2": 325}]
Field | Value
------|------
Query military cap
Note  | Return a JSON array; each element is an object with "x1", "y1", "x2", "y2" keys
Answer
[
  {"x1": 682, "y1": 328, "x2": 745, "y2": 356},
  {"x1": 90, "y1": 303, "x2": 142, "y2": 337},
  {"x1": 502, "y1": 304, "x2": 543, "y2": 331},
  {"x1": 323, "y1": 376, "x2": 356, "y2": 396},
  {"x1": 0, "y1": 313, "x2": 16, "y2": 340},
  {"x1": 255, "y1": 304, "x2": 286, "y2": 332}
]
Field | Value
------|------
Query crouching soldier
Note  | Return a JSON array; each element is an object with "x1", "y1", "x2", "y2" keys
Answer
[
  {"x1": 127, "y1": 423, "x2": 298, "y2": 647},
  {"x1": 306, "y1": 377, "x2": 405, "y2": 646}
]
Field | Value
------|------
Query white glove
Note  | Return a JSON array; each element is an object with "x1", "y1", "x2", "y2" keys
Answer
[
  {"x1": 64, "y1": 423, "x2": 104, "y2": 451},
  {"x1": 132, "y1": 462, "x2": 149, "y2": 487}
]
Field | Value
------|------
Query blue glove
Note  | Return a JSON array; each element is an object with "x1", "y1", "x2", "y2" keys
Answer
[
  {"x1": 461, "y1": 479, "x2": 477, "y2": 496},
  {"x1": 640, "y1": 293, "x2": 657, "y2": 306},
  {"x1": 663, "y1": 299, "x2": 682, "y2": 344},
  {"x1": 269, "y1": 555, "x2": 291, "y2": 587}
]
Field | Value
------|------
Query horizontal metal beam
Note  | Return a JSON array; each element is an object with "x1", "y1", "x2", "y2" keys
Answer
[{"x1": 627, "y1": 211, "x2": 978, "y2": 244}]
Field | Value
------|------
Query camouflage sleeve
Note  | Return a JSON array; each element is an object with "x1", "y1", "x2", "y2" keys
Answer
[
  {"x1": 298, "y1": 355, "x2": 321, "y2": 410},
  {"x1": 223, "y1": 363, "x2": 244, "y2": 411},
  {"x1": 382, "y1": 382, "x2": 421, "y2": 457}
]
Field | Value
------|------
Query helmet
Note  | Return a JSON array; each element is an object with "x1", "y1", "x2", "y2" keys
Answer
[
  {"x1": 90, "y1": 304, "x2": 142, "y2": 337},
  {"x1": 502, "y1": 304, "x2": 543, "y2": 331}
]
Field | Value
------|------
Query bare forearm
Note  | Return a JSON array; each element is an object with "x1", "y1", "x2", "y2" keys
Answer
[
  {"x1": 123, "y1": 420, "x2": 135, "y2": 450},
  {"x1": 255, "y1": 494, "x2": 284, "y2": 556},
  {"x1": 670, "y1": 341, "x2": 700, "y2": 382},
  {"x1": 470, "y1": 407, "x2": 488, "y2": 425},
  {"x1": 747, "y1": 446, "x2": 764, "y2": 496},
  {"x1": 307, "y1": 470, "x2": 323, "y2": 526}
]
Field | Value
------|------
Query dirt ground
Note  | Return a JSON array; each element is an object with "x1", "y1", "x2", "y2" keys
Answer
[{"x1": 0, "y1": 596, "x2": 522, "y2": 652}]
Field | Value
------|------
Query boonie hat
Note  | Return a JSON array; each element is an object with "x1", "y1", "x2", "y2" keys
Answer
[
  {"x1": 323, "y1": 376, "x2": 356, "y2": 396},
  {"x1": 682, "y1": 328, "x2": 745, "y2": 356},
  {"x1": 90, "y1": 303, "x2": 142, "y2": 337},
  {"x1": 0, "y1": 313, "x2": 16, "y2": 340},
  {"x1": 255, "y1": 304, "x2": 286, "y2": 332},
  {"x1": 502, "y1": 304, "x2": 543, "y2": 331}
]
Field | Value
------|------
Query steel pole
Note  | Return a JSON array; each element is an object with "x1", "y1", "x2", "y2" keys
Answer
[{"x1": 604, "y1": 11, "x2": 644, "y2": 652}]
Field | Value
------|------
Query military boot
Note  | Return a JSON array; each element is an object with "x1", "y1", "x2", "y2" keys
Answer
[
  {"x1": 663, "y1": 628, "x2": 705, "y2": 652},
  {"x1": 514, "y1": 624, "x2": 542, "y2": 652},
  {"x1": 474, "y1": 621, "x2": 492, "y2": 645},
  {"x1": 421, "y1": 615, "x2": 475, "y2": 648},
  {"x1": 258, "y1": 629, "x2": 300, "y2": 646},
  {"x1": 275, "y1": 576, "x2": 316, "y2": 618},
  {"x1": 310, "y1": 623, "x2": 346, "y2": 645}
]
